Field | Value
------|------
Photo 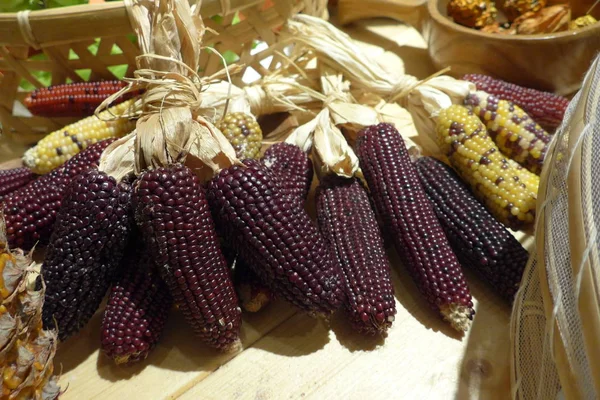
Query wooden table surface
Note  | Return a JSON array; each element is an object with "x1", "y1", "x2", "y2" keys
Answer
[{"x1": 0, "y1": 20, "x2": 531, "y2": 400}]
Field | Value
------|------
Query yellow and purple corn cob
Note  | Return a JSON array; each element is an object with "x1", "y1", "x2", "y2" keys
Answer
[
  {"x1": 262, "y1": 143, "x2": 314, "y2": 202},
  {"x1": 23, "y1": 99, "x2": 136, "y2": 175},
  {"x1": 316, "y1": 175, "x2": 396, "y2": 335},
  {"x1": 217, "y1": 112, "x2": 263, "y2": 160},
  {"x1": 355, "y1": 123, "x2": 474, "y2": 332},
  {"x1": 0, "y1": 167, "x2": 36, "y2": 200},
  {"x1": 415, "y1": 156, "x2": 529, "y2": 302},
  {"x1": 4, "y1": 139, "x2": 116, "y2": 251},
  {"x1": 24, "y1": 80, "x2": 140, "y2": 118},
  {"x1": 462, "y1": 74, "x2": 569, "y2": 131},
  {"x1": 133, "y1": 164, "x2": 242, "y2": 352},
  {"x1": 437, "y1": 105, "x2": 539, "y2": 230},
  {"x1": 41, "y1": 169, "x2": 132, "y2": 340},
  {"x1": 207, "y1": 159, "x2": 344, "y2": 317},
  {"x1": 465, "y1": 91, "x2": 550, "y2": 174},
  {"x1": 101, "y1": 239, "x2": 172, "y2": 365}
]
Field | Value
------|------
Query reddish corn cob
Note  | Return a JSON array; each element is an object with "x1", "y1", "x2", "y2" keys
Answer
[
  {"x1": 262, "y1": 143, "x2": 314, "y2": 202},
  {"x1": 316, "y1": 175, "x2": 396, "y2": 335},
  {"x1": 355, "y1": 123, "x2": 474, "y2": 332},
  {"x1": 4, "y1": 139, "x2": 116, "y2": 250},
  {"x1": 232, "y1": 255, "x2": 274, "y2": 313},
  {"x1": 133, "y1": 164, "x2": 241, "y2": 352},
  {"x1": 207, "y1": 159, "x2": 344, "y2": 317},
  {"x1": 101, "y1": 240, "x2": 172, "y2": 365},
  {"x1": 41, "y1": 169, "x2": 132, "y2": 340},
  {"x1": 24, "y1": 80, "x2": 140, "y2": 118},
  {"x1": 0, "y1": 167, "x2": 36, "y2": 200},
  {"x1": 465, "y1": 91, "x2": 549, "y2": 174},
  {"x1": 415, "y1": 157, "x2": 529, "y2": 302},
  {"x1": 462, "y1": 74, "x2": 569, "y2": 131}
]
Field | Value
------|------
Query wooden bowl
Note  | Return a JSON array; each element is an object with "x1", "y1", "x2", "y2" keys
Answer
[{"x1": 338, "y1": 0, "x2": 600, "y2": 95}]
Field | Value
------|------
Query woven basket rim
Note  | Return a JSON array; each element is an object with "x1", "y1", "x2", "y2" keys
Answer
[{"x1": 0, "y1": 0, "x2": 265, "y2": 48}]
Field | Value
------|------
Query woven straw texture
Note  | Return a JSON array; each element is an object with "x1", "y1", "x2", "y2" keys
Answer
[{"x1": 0, "y1": 0, "x2": 326, "y2": 144}]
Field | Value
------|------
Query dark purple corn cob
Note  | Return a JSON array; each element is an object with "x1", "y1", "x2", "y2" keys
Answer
[
  {"x1": 0, "y1": 167, "x2": 36, "y2": 200},
  {"x1": 315, "y1": 175, "x2": 396, "y2": 335},
  {"x1": 462, "y1": 74, "x2": 569, "y2": 131},
  {"x1": 132, "y1": 163, "x2": 242, "y2": 352},
  {"x1": 206, "y1": 159, "x2": 344, "y2": 317},
  {"x1": 4, "y1": 139, "x2": 115, "y2": 250},
  {"x1": 355, "y1": 123, "x2": 474, "y2": 332},
  {"x1": 41, "y1": 169, "x2": 131, "y2": 340},
  {"x1": 415, "y1": 156, "x2": 529, "y2": 303},
  {"x1": 101, "y1": 240, "x2": 172, "y2": 365},
  {"x1": 262, "y1": 142, "x2": 313, "y2": 201}
]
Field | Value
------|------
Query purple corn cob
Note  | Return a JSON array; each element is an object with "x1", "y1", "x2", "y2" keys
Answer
[
  {"x1": 262, "y1": 142, "x2": 313, "y2": 201},
  {"x1": 132, "y1": 163, "x2": 242, "y2": 352},
  {"x1": 4, "y1": 139, "x2": 115, "y2": 250},
  {"x1": 101, "y1": 239, "x2": 172, "y2": 364},
  {"x1": 0, "y1": 167, "x2": 36, "y2": 200},
  {"x1": 355, "y1": 123, "x2": 474, "y2": 332},
  {"x1": 41, "y1": 169, "x2": 132, "y2": 340},
  {"x1": 316, "y1": 175, "x2": 396, "y2": 335},
  {"x1": 206, "y1": 159, "x2": 344, "y2": 317},
  {"x1": 415, "y1": 156, "x2": 529, "y2": 302}
]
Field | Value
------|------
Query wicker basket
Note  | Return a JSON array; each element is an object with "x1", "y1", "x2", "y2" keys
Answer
[{"x1": 0, "y1": 0, "x2": 326, "y2": 144}]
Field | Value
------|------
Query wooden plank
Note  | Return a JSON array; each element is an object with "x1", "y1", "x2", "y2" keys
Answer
[
  {"x1": 56, "y1": 301, "x2": 297, "y2": 400},
  {"x1": 177, "y1": 250, "x2": 517, "y2": 400}
]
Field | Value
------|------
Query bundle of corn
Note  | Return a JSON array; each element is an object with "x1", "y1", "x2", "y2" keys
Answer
[
  {"x1": 23, "y1": 99, "x2": 137, "y2": 175},
  {"x1": 24, "y1": 80, "x2": 143, "y2": 118},
  {"x1": 4, "y1": 139, "x2": 117, "y2": 251},
  {"x1": 0, "y1": 217, "x2": 60, "y2": 399}
]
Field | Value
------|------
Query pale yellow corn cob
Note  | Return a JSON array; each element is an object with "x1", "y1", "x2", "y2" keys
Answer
[{"x1": 23, "y1": 99, "x2": 136, "y2": 175}]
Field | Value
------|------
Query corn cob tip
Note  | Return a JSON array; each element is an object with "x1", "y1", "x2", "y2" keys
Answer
[
  {"x1": 223, "y1": 338, "x2": 243, "y2": 354},
  {"x1": 440, "y1": 303, "x2": 474, "y2": 332},
  {"x1": 237, "y1": 282, "x2": 272, "y2": 313}
]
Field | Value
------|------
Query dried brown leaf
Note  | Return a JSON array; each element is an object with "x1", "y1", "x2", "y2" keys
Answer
[{"x1": 514, "y1": 4, "x2": 571, "y2": 34}]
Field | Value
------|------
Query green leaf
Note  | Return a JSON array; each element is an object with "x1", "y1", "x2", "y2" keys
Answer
[{"x1": 45, "y1": 0, "x2": 88, "y2": 8}]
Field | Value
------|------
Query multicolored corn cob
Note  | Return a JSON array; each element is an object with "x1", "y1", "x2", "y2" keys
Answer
[
  {"x1": 316, "y1": 175, "x2": 396, "y2": 335},
  {"x1": 465, "y1": 91, "x2": 550, "y2": 174},
  {"x1": 437, "y1": 105, "x2": 539, "y2": 230},
  {"x1": 231, "y1": 255, "x2": 274, "y2": 313},
  {"x1": 502, "y1": 0, "x2": 546, "y2": 21},
  {"x1": 23, "y1": 99, "x2": 136, "y2": 175},
  {"x1": 24, "y1": 80, "x2": 139, "y2": 117},
  {"x1": 415, "y1": 156, "x2": 529, "y2": 302},
  {"x1": 262, "y1": 142, "x2": 314, "y2": 202},
  {"x1": 0, "y1": 217, "x2": 60, "y2": 400},
  {"x1": 101, "y1": 239, "x2": 172, "y2": 365},
  {"x1": 462, "y1": 74, "x2": 569, "y2": 131},
  {"x1": 217, "y1": 112, "x2": 263, "y2": 160},
  {"x1": 133, "y1": 164, "x2": 241, "y2": 352},
  {"x1": 447, "y1": 0, "x2": 497, "y2": 28},
  {"x1": 0, "y1": 167, "x2": 36, "y2": 200},
  {"x1": 4, "y1": 139, "x2": 115, "y2": 250},
  {"x1": 355, "y1": 123, "x2": 474, "y2": 332},
  {"x1": 207, "y1": 159, "x2": 344, "y2": 317},
  {"x1": 41, "y1": 169, "x2": 132, "y2": 341}
]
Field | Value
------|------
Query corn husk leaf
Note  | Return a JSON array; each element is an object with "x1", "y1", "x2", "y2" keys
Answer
[{"x1": 97, "y1": 0, "x2": 240, "y2": 181}]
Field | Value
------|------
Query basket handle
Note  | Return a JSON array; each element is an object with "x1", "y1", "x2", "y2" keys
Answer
[{"x1": 337, "y1": 0, "x2": 429, "y2": 32}]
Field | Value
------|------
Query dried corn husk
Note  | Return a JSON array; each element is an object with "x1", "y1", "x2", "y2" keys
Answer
[
  {"x1": 96, "y1": 0, "x2": 240, "y2": 182},
  {"x1": 281, "y1": 15, "x2": 475, "y2": 150},
  {"x1": 513, "y1": 4, "x2": 571, "y2": 34},
  {"x1": 0, "y1": 216, "x2": 60, "y2": 400},
  {"x1": 510, "y1": 54, "x2": 600, "y2": 400}
]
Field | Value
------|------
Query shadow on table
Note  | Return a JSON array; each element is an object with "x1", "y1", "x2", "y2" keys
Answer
[
  {"x1": 386, "y1": 248, "x2": 465, "y2": 341},
  {"x1": 453, "y1": 269, "x2": 513, "y2": 400}
]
